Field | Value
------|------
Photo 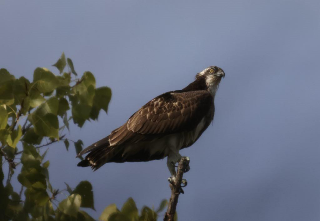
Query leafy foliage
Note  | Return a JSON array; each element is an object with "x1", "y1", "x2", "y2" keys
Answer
[
  {"x1": 100, "y1": 198, "x2": 168, "y2": 221},
  {"x1": 0, "y1": 54, "x2": 170, "y2": 221}
]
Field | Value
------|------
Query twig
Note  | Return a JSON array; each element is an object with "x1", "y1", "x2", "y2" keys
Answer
[
  {"x1": 164, "y1": 157, "x2": 190, "y2": 221},
  {"x1": 0, "y1": 147, "x2": 16, "y2": 169},
  {"x1": 22, "y1": 120, "x2": 32, "y2": 135},
  {"x1": 10, "y1": 100, "x2": 24, "y2": 132},
  {"x1": 11, "y1": 83, "x2": 29, "y2": 132},
  {"x1": 65, "y1": 138, "x2": 76, "y2": 143},
  {"x1": 19, "y1": 185, "x2": 24, "y2": 198},
  {"x1": 35, "y1": 135, "x2": 66, "y2": 149},
  {"x1": 15, "y1": 134, "x2": 66, "y2": 155}
]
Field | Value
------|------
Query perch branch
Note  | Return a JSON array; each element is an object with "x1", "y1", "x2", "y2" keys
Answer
[{"x1": 164, "y1": 157, "x2": 190, "y2": 221}]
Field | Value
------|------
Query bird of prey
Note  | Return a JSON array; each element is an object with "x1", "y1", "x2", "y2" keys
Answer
[{"x1": 77, "y1": 66, "x2": 225, "y2": 180}]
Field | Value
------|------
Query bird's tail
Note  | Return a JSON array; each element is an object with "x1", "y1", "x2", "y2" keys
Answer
[{"x1": 77, "y1": 136, "x2": 117, "y2": 170}]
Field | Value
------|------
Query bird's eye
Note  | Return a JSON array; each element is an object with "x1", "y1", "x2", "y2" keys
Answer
[{"x1": 209, "y1": 69, "x2": 214, "y2": 73}]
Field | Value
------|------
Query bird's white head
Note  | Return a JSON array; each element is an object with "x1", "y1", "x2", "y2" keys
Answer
[{"x1": 197, "y1": 66, "x2": 225, "y2": 96}]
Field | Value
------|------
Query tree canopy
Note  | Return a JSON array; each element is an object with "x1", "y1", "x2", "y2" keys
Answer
[{"x1": 0, "y1": 53, "x2": 168, "y2": 221}]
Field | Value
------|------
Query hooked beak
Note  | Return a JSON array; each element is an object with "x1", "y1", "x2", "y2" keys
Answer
[{"x1": 217, "y1": 70, "x2": 225, "y2": 78}]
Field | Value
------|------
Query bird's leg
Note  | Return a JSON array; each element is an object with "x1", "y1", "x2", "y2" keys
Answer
[
  {"x1": 167, "y1": 152, "x2": 181, "y2": 184},
  {"x1": 167, "y1": 156, "x2": 190, "y2": 195}
]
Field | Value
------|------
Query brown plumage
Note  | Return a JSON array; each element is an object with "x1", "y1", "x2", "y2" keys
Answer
[{"x1": 77, "y1": 66, "x2": 225, "y2": 175}]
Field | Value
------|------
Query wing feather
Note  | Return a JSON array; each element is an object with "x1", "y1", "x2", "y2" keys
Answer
[{"x1": 126, "y1": 90, "x2": 213, "y2": 135}]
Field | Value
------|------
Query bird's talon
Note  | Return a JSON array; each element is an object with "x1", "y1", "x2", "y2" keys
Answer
[
  {"x1": 184, "y1": 165, "x2": 190, "y2": 173},
  {"x1": 179, "y1": 187, "x2": 185, "y2": 194},
  {"x1": 168, "y1": 176, "x2": 176, "y2": 184},
  {"x1": 181, "y1": 179, "x2": 188, "y2": 187}
]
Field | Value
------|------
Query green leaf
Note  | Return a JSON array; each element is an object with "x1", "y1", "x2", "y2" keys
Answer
[
  {"x1": 72, "y1": 181, "x2": 94, "y2": 210},
  {"x1": 90, "y1": 87, "x2": 112, "y2": 120},
  {"x1": 58, "y1": 194, "x2": 82, "y2": 217},
  {"x1": 3, "y1": 146, "x2": 15, "y2": 160},
  {"x1": 56, "y1": 73, "x2": 71, "y2": 97},
  {"x1": 64, "y1": 139, "x2": 69, "y2": 151},
  {"x1": 65, "y1": 182, "x2": 73, "y2": 194},
  {"x1": 43, "y1": 161, "x2": 50, "y2": 169},
  {"x1": 0, "y1": 71, "x2": 14, "y2": 105},
  {"x1": 22, "y1": 128, "x2": 43, "y2": 145},
  {"x1": 77, "y1": 210, "x2": 95, "y2": 221},
  {"x1": 72, "y1": 103, "x2": 91, "y2": 127},
  {"x1": 29, "y1": 87, "x2": 45, "y2": 108},
  {"x1": 72, "y1": 83, "x2": 95, "y2": 106},
  {"x1": 33, "y1": 68, "x2": 59, "y2": 93},
  {"x1": 21, "y1": 143, "x2": 42, "y2": 165},
  {"x1": 57, "y1": 97, "x2": 70, "y2": 117},
  {"x1": 18, "y1": 167, "x2": 47, "y2": 189},
  {"x1": 7, "y1": 125, "x2": 22, "y2": 148},
  {"x1": 121, "y1": 198, "x2": 138, "y2": 220},
  {"x1": 33, "y1": 96, "x2": 59, "y2": 116},
  {"x1": 100, "y1": 204, "x2": 119, "y2": 221},
  {"x1": 81, "y1": 72, "x2": 96, "y2": 88},
  {"x1": 13, "y1": 77, "x2": 30, "y2": 106},
  {"x1": 56, "y1": 72, "x2": 71, "y2": 86},
  {"x1": 109, "y1": 213, "x2": 131, "y2": 221},
  {"x1": 32, "y1": 181, "x2": 47, "y2": 189},
  {"x1": 0, "y1": 105, "x2": 8, "y2": 129},
  {"x1": 67, "y1": 58, "x2": 78, "y2": 76},
  {"x1": 30, "y1": 113, "x2": 59, "y2": 138},
  {"x1": 71, "y1": 72, "x2": 96, "y2": 107},
  {"x1": 56, "y1": 86, "x2": 71, "y2": 98},
  {"x1": 74, "y1": 140, "x2": 83, "y2": 158},
  {"x1": 41, "y1": 148, "x2": 49, "y2": 159},
  {"x1": 94, "y1": 87, "x2": 112, "y2": 113},
  {"x1": 20, "y1": 96, "x2": 31, "y2": 115},
  {"x1": 140, "y1": 207, "x2": 157, "y2": 221},
  {"x1": 26, "y1": 188, "x2": 50, "y2": 206},
  {"x1": 0, "y1": 68, "x2": 15, "y2": 85},
  {"x1": 0, "y1": 129, "x2": 10, "y2": 145},
  {"x1": 63, "y1": 114, "x2": 70, "y2": 131},
  {"x1": 53, "y1": 52, "x2": 67, "y2": 74},
  {"x1": 156, "y1": 199, "x2": 168, "y2": 213},
  {"x1": 28, "y1": 200, "x2": 54, "y2": 219},
  {"x1": 30, "y1": 97, "x2": 59, "y2": 138}
]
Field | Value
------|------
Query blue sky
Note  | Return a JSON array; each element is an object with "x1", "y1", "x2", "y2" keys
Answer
[{"x1": 1, "y1": 1, "x2": 320, "y2": 220}]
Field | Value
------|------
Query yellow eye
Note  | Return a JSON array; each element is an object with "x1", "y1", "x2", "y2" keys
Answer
[{"x1": 209, "y1": 69, "x2": 214, "y2": 73}]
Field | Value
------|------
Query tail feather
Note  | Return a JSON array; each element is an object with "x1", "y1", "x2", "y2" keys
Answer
[
  {"x1": 77, "y1": 136, "x2": 110, "y2": 157},
  {"x1": 77, "y1": 136, "x2": 116, "y2": 170},
  {"x1": 77, "y1": 159, "x2": 90, "y2": 167}
]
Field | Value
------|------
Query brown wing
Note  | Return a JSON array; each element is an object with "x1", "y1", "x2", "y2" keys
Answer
[{"x1": 109, "y1": 90, "x2": 213, "y2": 146}]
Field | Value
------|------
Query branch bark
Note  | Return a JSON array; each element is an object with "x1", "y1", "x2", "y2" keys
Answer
[{"x1": 164, "y1": 157, "x2": 190, "y2": 221}]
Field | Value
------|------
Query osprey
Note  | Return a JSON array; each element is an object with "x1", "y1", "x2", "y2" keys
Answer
[{"x1": 78, "y1": 66, "x2": 225, "y2": 180}]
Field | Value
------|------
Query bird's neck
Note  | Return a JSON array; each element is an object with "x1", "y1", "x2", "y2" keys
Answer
[
  {"x1": 183, "y1": 77, "x2": 219, "y2": 97},
  {"x1": 183, "y1": 77, "x2": 207, "y2": 91}
]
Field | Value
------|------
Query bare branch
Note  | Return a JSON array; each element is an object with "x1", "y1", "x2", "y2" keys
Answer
[
  {"x1": 35, "y1": 135, "x2": 66, "y2": 150},
  {"x1": 164, "y1": 157, "x2": 190, "y2": 221},
  {"x1": 15, "y1": 134, "x2": 66, "y2": 155}
]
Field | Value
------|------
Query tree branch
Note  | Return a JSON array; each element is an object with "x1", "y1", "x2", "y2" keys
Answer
[
  {"x1": 0, "y1": 147, "x2": 16, "y2": 170},
  {"x1": 164, "y1": 157, "x2": 190, "y2": 221},
  {"x1": 10, "y1": 100, "x2": 24, "y2": 132},
  {"x1": 15, "y1": 134, "x2": 66, "y2": 155}
]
